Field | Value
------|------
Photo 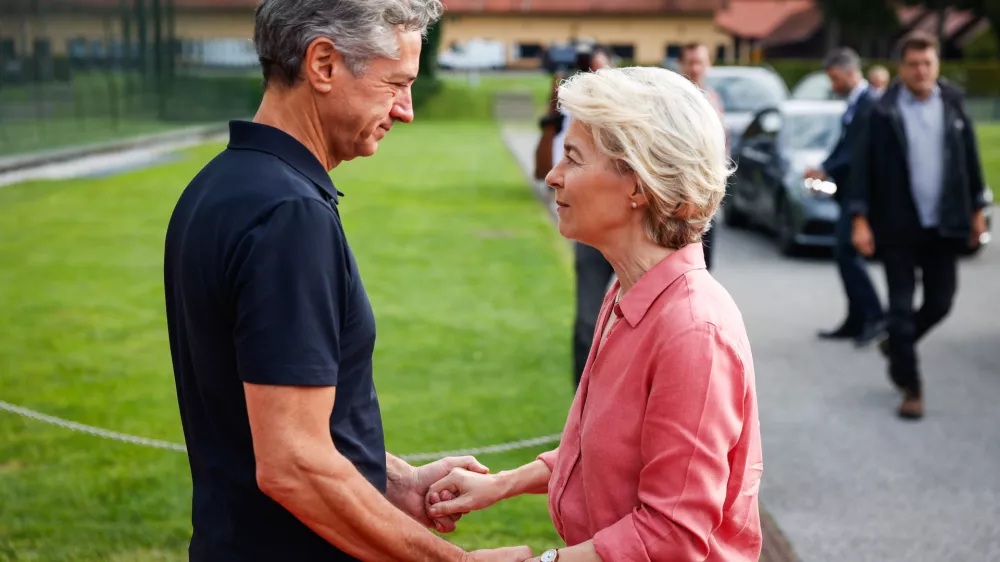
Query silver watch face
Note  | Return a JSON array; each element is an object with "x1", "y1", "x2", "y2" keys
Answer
[{"x1": 541, "y1": 550, "x2": 558, "y2": 562}]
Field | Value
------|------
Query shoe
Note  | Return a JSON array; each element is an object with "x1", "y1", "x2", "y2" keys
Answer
[
  {"x1": 817, "y1": 322, "x2": 861, "y2": 340},
  {"x1": 854, "y1": 320, "x2": 887, "y2": 348},
  {"x1": 877, "y1": 335, "x2": 890, "y2": 358},
  {"x1": 897, "y1": 394, "x2": 924, "y2": 420}
]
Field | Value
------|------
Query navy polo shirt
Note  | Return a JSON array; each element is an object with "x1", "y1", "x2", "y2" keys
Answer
[{"x1": 164, "y1": 120, "x2": 385, "y2": 561}]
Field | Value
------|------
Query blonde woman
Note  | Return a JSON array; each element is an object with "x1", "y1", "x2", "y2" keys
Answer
[{"x1": 427, "y1": 67, "x2": 763, "y2": 561}]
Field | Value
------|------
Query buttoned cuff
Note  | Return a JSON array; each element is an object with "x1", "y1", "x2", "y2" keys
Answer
[
  {"x1": 972, "y1": 191, "x2": 988, "y2": 211},
  {"x1": 847, "y1": 200, "x2": 869, "y2": 217},
  {"x1": 537, "y1": 449, "x2": 559, "y2": 471},
  {"x1": 593, "y1": 514, "x2": 650, "y2": 562}
]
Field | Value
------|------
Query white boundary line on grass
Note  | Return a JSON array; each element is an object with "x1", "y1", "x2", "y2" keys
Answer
[{"x1": 0, "y1": 399, "x2": 561, "y2": 463}]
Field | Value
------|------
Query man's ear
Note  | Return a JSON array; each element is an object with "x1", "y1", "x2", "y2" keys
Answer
[{"x1": 303, "y1": 37, "x2": 338, "y2": 93}]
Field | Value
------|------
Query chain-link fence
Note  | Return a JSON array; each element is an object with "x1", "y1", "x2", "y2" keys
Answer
[{"x1": 0, "y1": 0, "x2": 263, "y2": 158}]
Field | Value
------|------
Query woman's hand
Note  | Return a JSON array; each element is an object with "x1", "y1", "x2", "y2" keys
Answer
[{"x1": 426, "y1": 467, "x2": 508, "y2": 518}]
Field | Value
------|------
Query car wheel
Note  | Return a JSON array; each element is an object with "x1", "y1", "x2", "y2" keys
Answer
[{"x1": 776, "y1": 199, "x2": 800, "y2": 256}]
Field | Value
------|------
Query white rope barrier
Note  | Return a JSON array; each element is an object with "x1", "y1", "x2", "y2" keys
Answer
[{"x1": 0, "y1": 399, "x2": 560, "y2": 462}]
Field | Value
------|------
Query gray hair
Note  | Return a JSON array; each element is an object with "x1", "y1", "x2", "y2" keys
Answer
[
  {"x1": 822, "y1": 47, "x2": 861, "y2": 72},
  {"x1": 254, "y1": 0, "x2": 444, "y2": 86}
]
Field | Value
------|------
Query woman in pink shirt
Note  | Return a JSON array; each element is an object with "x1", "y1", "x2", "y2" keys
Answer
[{"x1": 428, "y1": 67, "x2": 763, "y2": 561}]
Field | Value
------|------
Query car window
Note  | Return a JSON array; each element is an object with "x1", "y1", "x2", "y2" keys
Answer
[
  {"x1": 780, "y1": 113, "x2": 842, "y2": 151},
  {"x1": 705, "y1": 72, "x2": 788, "y2": 113},
  {"x1": 792, "y1": 73, "x2": 835, "y2": 100},
  {"x1": 741, "y1": 109, "x2": 781, "y2": 146}
]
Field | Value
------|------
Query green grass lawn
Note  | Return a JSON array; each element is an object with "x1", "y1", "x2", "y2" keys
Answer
[
  {"x1": 977, "y1": 123, "x2": 1000, "y2": 198},
  {"x1": 0, "y1": 120, "x2": 574, "y2": 560}
]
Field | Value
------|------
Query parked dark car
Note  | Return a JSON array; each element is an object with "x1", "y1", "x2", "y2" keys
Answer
[
  {"x1": 726, "y1": 100, "x2": 993, "y2": 256},
  {"x1": 702, "y1": 66, "x2": 790, "y2": 154}
]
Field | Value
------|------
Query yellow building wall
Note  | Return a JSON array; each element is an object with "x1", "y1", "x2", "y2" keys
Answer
[
  {"x1": 1, "y1": 11, "x2": 733, "y2": 64},
  {"x1": 0, "y1": 14, "x2": 123, "y2": 55},
  {"x1": 175, "y1": 12, "x2": 253, "y2": 40},
  {"x1": 440, "y1": 14, "x2": 734, "y2": 64},
  {"x1": 0, "y1": 12, "x2": 254, "y2": 55}
]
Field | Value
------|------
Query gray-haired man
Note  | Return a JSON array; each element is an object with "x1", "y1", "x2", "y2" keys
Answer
[{"x1": 164, "y1": 1, "x2": 531, "y2": 560}]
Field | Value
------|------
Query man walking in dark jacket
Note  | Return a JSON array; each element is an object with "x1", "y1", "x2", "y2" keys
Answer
[
  {"x1": 806, "y1": 47, "x2": 884, "y2": 346},
  {"x1": 849, "y1": 32, "x2": 989, "y2": 420}
]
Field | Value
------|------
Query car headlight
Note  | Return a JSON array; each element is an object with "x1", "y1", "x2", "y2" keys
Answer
[{"x1": 804, "y1": 177, "x2": 837, "y2": 196}]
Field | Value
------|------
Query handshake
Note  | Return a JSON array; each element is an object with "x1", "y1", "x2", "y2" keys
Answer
[{"x1": 391, "y1": 455, "x2": 538, "y2": 562}]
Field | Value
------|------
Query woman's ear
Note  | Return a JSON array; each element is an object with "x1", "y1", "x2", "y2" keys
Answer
[{"x1": 631, "y1": 182, "x2": 649, "y2": 208}]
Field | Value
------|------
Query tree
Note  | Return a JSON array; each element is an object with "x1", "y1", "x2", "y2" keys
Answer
[
  {"x1": 814, "y1": 0, "x2": 899, "y2": 57},
  {"x1": 958, "y1": 0, "x2": 1000, "y2": 59},
  {"x1": 419, "y1": 19, "x2": 443, "y2": 83},
  {"x1": 899, "y1": 0, "x2": 1000, "y2": 58}
]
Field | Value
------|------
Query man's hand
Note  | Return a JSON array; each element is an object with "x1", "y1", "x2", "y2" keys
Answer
[
  {"x1": 465, "y1": 546, "x2": 533, "y2": 561},
  {"x1": 853, "y1": 216, "x2": 875, "y2": 257},
  {"x1": 426, "y1": 467, "x2": 508, "y2": 519},
  {"x1": 386, "y1": 455, "x2": 489, "y2": 534},
  {"x1": 804, "y1": 167, "x2": 827, "y2": 181},
  {"x1": 970, "y1": 209, "x2": 988, "y2": 248}
]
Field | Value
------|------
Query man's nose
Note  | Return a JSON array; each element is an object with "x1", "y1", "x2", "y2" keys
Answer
[{"x1": 391, "y1": 87, "x2": 415, "y2": 124}]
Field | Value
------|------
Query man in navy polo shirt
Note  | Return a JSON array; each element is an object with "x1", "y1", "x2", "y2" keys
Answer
[{"x1": 163, "y1": 1, "x2": 530, "y2": 560}]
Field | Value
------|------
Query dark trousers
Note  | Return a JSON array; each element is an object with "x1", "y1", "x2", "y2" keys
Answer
[
  {"x1": 573, "y1": 242, "x2": 615, "y2": 387},
  {"x1": 881, "y1": 232, "x2": 958, "y2": 397},
  {"x1": 834, "y1": 209, "x2": 883, "y2": 327},
  {"x1": 702, "y1": 218, "x2": 715, "y2": 271}
]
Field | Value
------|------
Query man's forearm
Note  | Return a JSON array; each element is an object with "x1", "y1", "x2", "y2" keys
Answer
[
  {"x1": 386, "y1": 452, "x2": 415, "y2": 496},
  {"x1": 261, "y1": 451, "x2": 464, "y2": 561},
  {"x1": 496, "y1": 459, "x2": 551, "y2": 499}
]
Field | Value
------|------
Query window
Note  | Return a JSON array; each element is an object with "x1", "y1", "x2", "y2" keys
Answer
[
  {"x1": 1, "y1": 37, "x2": 17, "y2": 63},
  {"x1": 90, "y1": 39, "x2": 106, "y2": 59},
  {"x1": 780, "y1": 112, "x2": 842, "y2": 152},
  {"x1": 716, "y1": 44, "x2": 726, "y2": 63},
  {"x1": 33, "y1": 38, "x2": 51, "y2": 57},
  {"x1": 665, "y1": 43, "x2": 682, "y2": 60},
  {"x1": 67, "y1": 38, "x2": 88, "y2": 62},
  {"x1": 517, "y1": 43, "x2": 542, "y2": 59},
  {"x1": 610, "y1": 44, "x2": 634, "y2": 60}
]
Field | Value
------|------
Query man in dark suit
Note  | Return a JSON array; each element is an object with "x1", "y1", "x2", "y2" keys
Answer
[
  {"x1": 805, "y1": 48, "x2": 884, "y2": 346},
  {"x1": 849, "y1": 32, "x2": 989, "y2": 420}
]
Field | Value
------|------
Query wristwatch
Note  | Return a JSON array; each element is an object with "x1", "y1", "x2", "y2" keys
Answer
[{"x1": 540, "y1": 549, "x2": 560, "y2": 562}]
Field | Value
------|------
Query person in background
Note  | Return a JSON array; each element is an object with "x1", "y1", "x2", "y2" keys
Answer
[
  {"x1": 537, "y1": 44, "x2": 617, "y2": 389},
  {"x1": 427, "y1": 66, "x2": 761, "y2": 562},
  {"x1": 867, "y1": 65, "x2": 891, "y2": 96},
  {"x1": 679, "y1": 42, "x2": 725, "y2": 272},
  {"x1": 163, "y1": 0, "x2": 529, "y2": 560},
  {"x1": 850, "y1": 32, "x2": 988, "y2": 420},
  {"x1": 805, "y1": 48, "x2": 884, "y2": 346}
]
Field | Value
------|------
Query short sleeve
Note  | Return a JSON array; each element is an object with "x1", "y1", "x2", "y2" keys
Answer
[
  {"x1": 537, "y1": 448, "x2": 559, "y2": 471},
  {"x1": 228, "y1": 198, "x2": 348, "y2": 386}
]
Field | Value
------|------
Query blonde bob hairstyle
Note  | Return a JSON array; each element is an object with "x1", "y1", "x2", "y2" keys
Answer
[{"x1": 557, "y1": 66, "x2": 733, "y2": 249}]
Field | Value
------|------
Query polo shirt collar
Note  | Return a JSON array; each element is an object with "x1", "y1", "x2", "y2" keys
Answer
[
  {"x1": 227, "y1": 120, "x2": 344, "y2": 204},
  {"x1": 614, "y1": 242, "x2": 706, "y2": 328}
]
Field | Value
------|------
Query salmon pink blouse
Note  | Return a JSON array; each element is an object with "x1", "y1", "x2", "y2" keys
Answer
[{"x1": 538, "y1": 243, "x2": 763, "y2": 561}]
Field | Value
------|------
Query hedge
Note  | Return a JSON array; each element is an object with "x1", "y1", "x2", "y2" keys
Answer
[{"x1": 763, "y1": 59, "x2": 1000, "y2": 97}]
